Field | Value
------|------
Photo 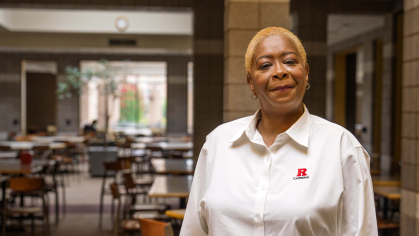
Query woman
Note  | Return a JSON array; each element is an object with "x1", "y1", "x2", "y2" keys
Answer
[{"x1": 180, "y1": 27, "x2": 377, "y2": 236}]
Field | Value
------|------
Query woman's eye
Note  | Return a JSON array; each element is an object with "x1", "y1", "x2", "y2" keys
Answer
[
  {"x1": 284, "y1": 60, "x2": 296, "y2": 65},
  {"x1": 259, "y1": 63, "x2": 271, "y2": 69}
]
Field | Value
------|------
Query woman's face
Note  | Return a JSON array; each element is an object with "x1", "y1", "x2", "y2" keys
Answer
[{"x1": 248, "y1": 36, "x2": 309, "y2": 113}]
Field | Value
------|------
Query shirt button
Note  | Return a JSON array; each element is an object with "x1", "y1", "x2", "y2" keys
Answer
[
  {"x1": 262, "y1": 185, "x2": 266, "y2": 190},
  {"x1": 265, "y1": 156, "x2": 270, "y2": 162},
  {"x1": 256, "y1": 214, "x2": 261, "y2": 222}
]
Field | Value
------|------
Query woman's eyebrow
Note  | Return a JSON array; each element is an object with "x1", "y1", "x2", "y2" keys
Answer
[{"x1": 256, "y1": 51, "x2": 298, "y2": 64}]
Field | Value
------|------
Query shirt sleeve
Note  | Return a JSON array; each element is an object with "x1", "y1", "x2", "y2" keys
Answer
[
  {"x1": 338, "y1": 146, "x2": 378, "y2": 236},
  {"x1": 180, "y1": 141, "x2": 211, "y2": 236}
]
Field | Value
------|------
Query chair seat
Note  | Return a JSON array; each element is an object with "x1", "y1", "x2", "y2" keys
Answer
[
  {"x1": 7, "y1": 207, "x2": 41, "y2": 214},
  {"x1": 131, "y1": 204, "x2": 168, "y2": 212},
  {"x1": 135, "y1": 179, "x2": 153, "y2": 186},
  {"x1": 121, "y1": 219, "x2": 141, "y2": 231}
]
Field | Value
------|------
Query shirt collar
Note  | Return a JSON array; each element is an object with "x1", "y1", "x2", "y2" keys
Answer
[{"x1": 228, "y1": 105, "x2": 312, "y2": 148}]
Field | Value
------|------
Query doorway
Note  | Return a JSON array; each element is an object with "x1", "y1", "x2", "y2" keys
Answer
[{"x1": 21, "y1": 61, "x2": 58, "y2": 135}]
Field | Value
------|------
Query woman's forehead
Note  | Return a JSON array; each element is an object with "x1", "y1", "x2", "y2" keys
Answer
[{"x1": 254, "y1": 36, "x2": 298, "y2": 56}]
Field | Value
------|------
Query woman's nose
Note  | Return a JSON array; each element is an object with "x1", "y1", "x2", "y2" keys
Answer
[{"x1": 272, "y1": 64, "x2": 288, "y2": 80}]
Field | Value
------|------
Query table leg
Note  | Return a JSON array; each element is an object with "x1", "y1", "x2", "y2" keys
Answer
[
  {"x1": 180, "y1": 198, "x2": 186, "y2": 209},
  {"x1": 383, "y1": 198, "x2": 388, "y2": 219},
  {"x1": 1, "y1": 179, "x2": 6, "y2": 236}
]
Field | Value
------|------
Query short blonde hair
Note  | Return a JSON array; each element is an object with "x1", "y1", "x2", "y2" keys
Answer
[{"x1": 245, "y1": 27, "x2": 307, "y2": 74}]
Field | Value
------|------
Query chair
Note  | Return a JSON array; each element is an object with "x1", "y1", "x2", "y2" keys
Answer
[
  {"x1": 46, "y1": 161, "x2": 66, "y2": 225},
  {"x1": 122, "y1": 173, "x2": 165, "y2": 214},
  {"x1": 3, "y1": 178, "x2": 49, "y2": 236},
  {"x1": 109, "y1": 183, "x2": 140, "y2": 236},
  {"x1": 138, "y1": 218, "x2": 174, "y2": 236},
  {"x1": 99, "y1": 161, "x2": 125, "y2": 228}
]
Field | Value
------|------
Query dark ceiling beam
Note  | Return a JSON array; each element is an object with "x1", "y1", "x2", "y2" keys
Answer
[{"x1": 329, "y1": 0, "x2": 395, "y2": 14}]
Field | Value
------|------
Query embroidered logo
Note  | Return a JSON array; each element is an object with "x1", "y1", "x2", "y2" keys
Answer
[{"x1": 293, "y1": 168, "x2": 309, "y2": 180}]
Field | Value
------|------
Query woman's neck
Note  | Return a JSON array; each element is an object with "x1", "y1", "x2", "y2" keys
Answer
[{"x1": 257, "y1": 104, "x2": 304, "y2": 147}]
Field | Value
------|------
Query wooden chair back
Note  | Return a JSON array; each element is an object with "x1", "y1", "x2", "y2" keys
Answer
[
  {"x1": 138, "y1": 218, "x2": 174, "y2": 236},
  {"x1": 123, "y1": 172, "x2": 136, "y2": 191},
  {"x1": 103, "y1": 161, "x2": 124, "y2": 172},
  {"x1": 9, "y1": 177, "x2": 45, "y2": 192},
  {"x1": 0, "y1": 145, "x2": 11, "y2": 151},
  {"x1": 109, "y1": 183, "x2": 120, "y2": 200},
  {"x1": 117, "y1": 157, "x2": 133, "y2": 170}
]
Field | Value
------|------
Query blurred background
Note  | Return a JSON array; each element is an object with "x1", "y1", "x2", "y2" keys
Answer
[{"x1": 0, "y1": 0, "x2": 412, "y2": 235}]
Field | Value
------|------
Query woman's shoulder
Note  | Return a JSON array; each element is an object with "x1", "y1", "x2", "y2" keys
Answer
[
  {"x1": 309, "y1": 114, "x2": 361, "y2": 148},
  {"x1": 206, "y1": 115, "x2": 253, "y2": 142}
]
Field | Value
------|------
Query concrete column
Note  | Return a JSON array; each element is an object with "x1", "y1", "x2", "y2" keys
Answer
[
  {"x1": 192, "y1": 0, "x2": 224, "y2": 160},
  {"x1": 291, "y1": 0, "x2": 328, "y2": 117},
  {"x1": 224, "y1": 0, "x2": 291, "y2": 122},
  {"x1": 167, "y1": 58, "x2": 189, "y2": 134},
  {"x1": 401, "y1": 0, "x2": 419, "y2": 234}
]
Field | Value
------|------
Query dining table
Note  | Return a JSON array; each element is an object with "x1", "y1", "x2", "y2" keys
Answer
[
  {"x1": 134, "y1": 136, "x2": 167, "y2": 143},
  {"x1": 372, "y1": 174, "x2": 400, "y2": 186},
  {"x1": 131, "y1": 142, "x2": 193, "y2": 151},
  {"x1": 0, "y1": 141, "x2": 66, "y2": 150},
  {"x1": 31, "y1": 136, "x2": 85, "y2": 144},
  {"x1": 374, "y1": 186, "x2": 401, "y2": 219},
  {"x1": 148, "y1": 175, "x2": 193, "y2": 208},
  {"x1": 151, "y1": 158, "x2": 194, "y2": 175},
  {"x1": 0, "y1": 159, "x2": 53, "y2": 175},
  {"x1": 165, "y1": 209, "x2": 186, "y2": 220}
]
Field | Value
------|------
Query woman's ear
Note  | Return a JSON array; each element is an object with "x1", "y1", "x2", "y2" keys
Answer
[
  {"x1": 304, "y1": 63, "x2": 310, "y2": 82},
  {"x1": 247, "y1": 73, "x2": 253, "y2": 90}
]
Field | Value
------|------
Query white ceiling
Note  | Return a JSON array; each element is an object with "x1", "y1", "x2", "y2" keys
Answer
[{"x1": 328, "y1": 14, "x2": 385, "y2": 45}]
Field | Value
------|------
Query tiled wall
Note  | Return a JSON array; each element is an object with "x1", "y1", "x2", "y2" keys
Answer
[
  {"x1": 401, "y1": 0, "x2": 419, "y2": 234},
  {"x1": 291, "y1": 0, "x2": 328, "y2": 118},
  {"x1": 223, "y1": 0, "x2": 290, "y2": 123},
  {"x1": 192, "y1": 0, "x2": 224, "y2": 159}
]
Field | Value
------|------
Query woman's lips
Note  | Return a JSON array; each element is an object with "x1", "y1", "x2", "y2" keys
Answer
[{"x1": 270, "y1": 85, "x2": 294, "y2": 92}]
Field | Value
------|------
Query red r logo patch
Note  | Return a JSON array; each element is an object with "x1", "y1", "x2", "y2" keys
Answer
[{"x1": 297, "y1": 168, "x2": 307, "y2": 176}]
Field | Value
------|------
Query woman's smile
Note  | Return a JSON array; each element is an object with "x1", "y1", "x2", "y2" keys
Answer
[{"x1": 269, "y1": 84, "x2": 294, "y2": 93}]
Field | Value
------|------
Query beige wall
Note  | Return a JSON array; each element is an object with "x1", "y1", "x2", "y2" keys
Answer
[{"x1": 224, "y1": 0, "x2": 290, "y2": 122}]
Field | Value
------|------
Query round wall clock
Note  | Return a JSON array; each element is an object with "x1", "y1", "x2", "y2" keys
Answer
[{"x1": 115, "y1": 16, "x2": 129, "y2": 32}]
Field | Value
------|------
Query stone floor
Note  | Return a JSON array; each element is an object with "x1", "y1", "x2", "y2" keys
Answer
[{"x1": 4, "y1": 162, "x2": 181, "y2": 236}]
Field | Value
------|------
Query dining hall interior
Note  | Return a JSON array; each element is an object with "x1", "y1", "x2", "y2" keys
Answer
[{"x1": 0, "y1": 0, "x2": 416, "y2": 235}]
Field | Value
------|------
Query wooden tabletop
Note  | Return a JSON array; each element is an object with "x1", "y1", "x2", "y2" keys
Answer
[
  {"x1": 148, "y1": 175, "x2": 193, "y2": 198},
  {"x1": 131, "y1": 142, "x2": 193, "y2": 151},
  {"x1": 134, "y1": 137, "x2": 167, "y2": 143},
  {"x1": 0, "y1": 141, "x2": 66, "y2": 150},
  {"x1": 0, "y1": 159, "x2": 51, "y2": 175},
  {"x1": 151, "y1": 159, "x2": 194, "y2": 175},
  {"x1": 147, "y1": 142, "x2": 193, "y2": 151},
  {"x1": 165, "y1": 209, "x2": 186, "y2": 220},
  {"x1": 32, "y1": 136, "x2": 85, "y2": 143},
  {"x1": 372, "y1": 175, "x2": 400, "y2": 186},
  {"x1": 373, "y1": 186, "x2": 401, "y2": 200}
]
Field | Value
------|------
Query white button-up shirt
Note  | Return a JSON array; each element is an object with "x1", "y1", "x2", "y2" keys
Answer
[{"x1": 180, "y1": 106, "x2": 378, "y2": 236}]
